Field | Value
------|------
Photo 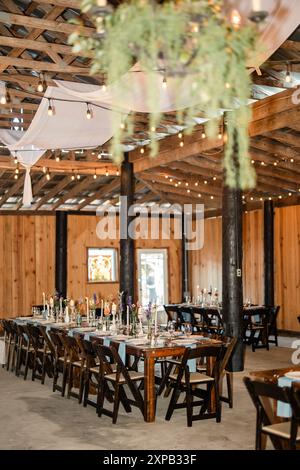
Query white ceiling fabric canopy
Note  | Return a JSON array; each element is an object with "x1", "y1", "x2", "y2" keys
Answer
[{"x1": 0, "y1": 0, "x2": 299, "y2": 207}]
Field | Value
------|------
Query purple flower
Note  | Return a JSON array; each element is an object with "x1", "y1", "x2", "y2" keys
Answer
[
  {"x1": 127, "y1": 295, "x2": 132, "y2": 308},
  {"x1": 146, "y1": 301, "x2": 152, "y2": 320}
]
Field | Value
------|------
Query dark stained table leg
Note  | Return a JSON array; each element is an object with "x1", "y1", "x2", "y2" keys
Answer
[{"x1": 143, "y1": 353, "x2": 156, "y2": 422}]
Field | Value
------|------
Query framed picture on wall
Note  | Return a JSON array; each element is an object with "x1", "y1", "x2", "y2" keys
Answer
[{"x1": 87, "y1": 247, "x2": 118, "y2": 283}]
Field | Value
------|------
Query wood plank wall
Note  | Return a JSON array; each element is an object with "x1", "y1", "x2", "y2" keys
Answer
[
  {"x1": 67, "y1": 214, "x2": 182, "y2": 305},
  {"x1": 0, "y1": 215, "x2": 55, "y2": 318},
  {"x1": 0, "y1": 207, "x2": 299, "y2": 331},
  {"x1": 190, "y1": 208, "x2": 300, "y2": 332}
]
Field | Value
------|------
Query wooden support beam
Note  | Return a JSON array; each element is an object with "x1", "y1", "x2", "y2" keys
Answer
[
  {"x1": 76, "y1": 177, "x2": 120, "y2": 210},
  {"x1": 264, "y1": 200, "x2": 274, "y2": 307},
  {"x1": 51, "y1": 175, "x2": 95, "y2": 210},
  {"x1": 34, "y1": 176, "x2": 72, "y2": 210},
  {"x1": 55, "y1": 211, "x2": 68, "y2": 298},
  {"x1": 0, "y1": 35, "x2": 93, "y2": 58},
  {"x1": 0, "y1": 157, "x2": 118, "y2": 175},
  {"x1": 0, "y1": 56, "x2": 91, "y2": 74},
  {"x1": 120, "y1": 153, "x2": 135, "y2": 307},
  {"x1": 0, "y1": 12, "x2": 95, "y2": 37},
  {"x1": 0, "y1": 174, "x2": 24, "y2": 206}
]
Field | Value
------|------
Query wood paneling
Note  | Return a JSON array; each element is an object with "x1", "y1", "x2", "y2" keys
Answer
[
  {"x1": 190, "y1": 208, "x2": 300, "y2": 332},
  {"x1": 0, "y1": 215, "x2": 55, "y2": 318},
  {"x1": 67, "y1": 215, "x2": 182, "y2": 304},
  {"x1": 275, "y1": 205, "x2": 300, "y2": 331}
]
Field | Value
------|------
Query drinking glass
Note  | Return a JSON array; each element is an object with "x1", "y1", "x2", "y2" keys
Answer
[
  {"x1": 167, "y1": 321, "x2": 175, "y2": 338},
  {"x1": 184, "y1": 323, "x2": 193, "y2": 337}
]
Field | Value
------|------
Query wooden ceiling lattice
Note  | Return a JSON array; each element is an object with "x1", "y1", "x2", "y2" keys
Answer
[{"x1": 0, "y1": 1, "x2": 299, "y2": 214}]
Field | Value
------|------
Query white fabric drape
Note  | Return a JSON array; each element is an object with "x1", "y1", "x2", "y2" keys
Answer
[{"x1": 0, "y1": 0, "x2": 299, "y2": 206}]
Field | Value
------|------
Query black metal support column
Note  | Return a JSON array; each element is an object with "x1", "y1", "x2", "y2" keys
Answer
[
  {"x1": 222, "y1": 138, "x2": 244, "y2": 372},
  {"x1": 55, "y1": 211, "x2": 68, "y2": 299},
  {"x1": 264, "y1": 200, "x2": 274, "y2": 307},
  {"x1": 182, "y1": 212, "x2": 189, "y2": 302},
  {"x1": 120, "y1": 152, "x2": 135, "y2": 313}
]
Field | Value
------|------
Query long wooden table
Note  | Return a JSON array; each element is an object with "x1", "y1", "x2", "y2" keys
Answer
[{"x1": 83, "y1": 333, "x2": 222, "y2": 423}]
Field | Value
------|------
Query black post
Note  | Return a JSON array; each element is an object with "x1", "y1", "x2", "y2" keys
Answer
[
  {"x1": 182, "y1": 212, "x2": 189, "y2": 302},
  {"x1": 222, "y1": 137, "x2": 244, "y2": 372},
  {"x1": 120, "y1": 152, "x2": 135, "y2": 316},
  {"x1": 55, "y1": 211, "x2": 68, "y2": 299},
  {"x1": 264, "y1": 200, "x2": 274, "y2": 307}
]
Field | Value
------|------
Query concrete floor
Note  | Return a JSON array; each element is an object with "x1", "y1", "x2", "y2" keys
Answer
[{"x1": 0, "y1": 343, "x2": 296, "y2": 450}]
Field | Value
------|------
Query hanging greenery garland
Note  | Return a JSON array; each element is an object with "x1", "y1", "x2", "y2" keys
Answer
[{"x1": 69, "y1": 0, "x2": 261, "y2": 189}]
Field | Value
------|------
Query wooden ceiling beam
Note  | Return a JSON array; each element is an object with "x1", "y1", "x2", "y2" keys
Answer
[
  {"x1": 0, "y1": 12, "x2": 94, "y2": 37},
  {"x1": 76, "y1": 177, "x2": 120, "y2": 210},
  {"x1": 0, "y1": 157, "x2": 118, "y2": 175},
  {"x1": 51, "y1": 175, "x2": 95, "y2": 210},
  {"x1": 0, "y1": 35, "x2": 93, "y2": 58},
  {"x1": 263, "y1": 129, "x2": 300, "y2": 148},
  {"x1": 0, "y1": 173, "x2": 24, "y2": 205},
  {"x1": 34, "y1": 175, "x2": 72, "y2": 210},
  {"x1": 33, "y1": 0, "x2": 81, "y2": 9},
  {"x1": 0, "y1": 56, "x2": 91, "y2": 74}
]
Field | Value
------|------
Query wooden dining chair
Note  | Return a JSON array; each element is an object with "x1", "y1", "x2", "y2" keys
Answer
[
  {"x1": 39, "y1": 325, "x2": 55, "y2": 384},
  {"x1": 163, "y1": 305, "x2": 180, "y2": 326},
  {"x1": 58, "y1": 333, "x2": 85, "y2": 401},
  {"x1": 1, "y1": 320, "x2": 15, "y2": 371},
  {"x1": 15, "y1": 323, "x2": 34, "y2": 379},
  {"x1": 48, "y1": 329, "x2": 67, "y2": 395},
  {"x1": 266, "y1": 306, "x2": 280, "y2": 347},
  {"x1": 243, "y1": 376, "x2": 300, "y2": 450},
  {"x1": 243, "y1": 308, "x2": 269, "y2": 352},
  {"x1": 164, "y1": 344, "x2": 224, "y2": 427},
  {"x1": 93, "y1": 343, "x2": 144, "y2": 424},
  {"x1": 26, "y1": 324, "x2": 46, "y2": 382}
]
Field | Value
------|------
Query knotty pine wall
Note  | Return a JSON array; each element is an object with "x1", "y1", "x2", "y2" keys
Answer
[
  {"x1": 67, "y1": 214, "x2": 182, "y2": 305},
  {"x1": 190, "y1": 208, "x2": 300, "y2": 332},
  {"x1": 0, "y1": 215, "x2": 55, "y2": 318},
  {"x1": 0, "y1": 207, "x2": 299, "y2": 332}
]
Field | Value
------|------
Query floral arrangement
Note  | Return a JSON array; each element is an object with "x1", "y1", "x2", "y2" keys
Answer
[{"x1": 69, "y1": 0, "x2": 261, "y2": 189}]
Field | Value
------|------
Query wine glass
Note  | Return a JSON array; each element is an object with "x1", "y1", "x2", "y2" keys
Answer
[
  {"x1": 184, "y1": 323, "x2": 193, "y2": 337},
  {"x1": 167, "y1": 321, "x2": 175, "y2": 338}
]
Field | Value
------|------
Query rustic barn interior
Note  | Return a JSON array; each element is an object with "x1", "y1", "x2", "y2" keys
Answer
[{"x1": 0, "y1": 0, "x2": 300, "y2": 454}]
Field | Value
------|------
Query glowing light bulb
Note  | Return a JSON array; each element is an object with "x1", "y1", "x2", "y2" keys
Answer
[
  {"x1": 162, "y1": 75, "x2": 167, "y2": 89},
  {"x1": 47, "y1": 100, "x2": 54, "y2": 116},
  {"x1": 201, "y1": 131, "x2": 206, "y2": 139},
  {"x1": 140, "y1": 148, "x2": 145, "y2": 154},
  {"x1": 231, "y1": 9, "x2": 241, "y2": 28},
  {"x1": 86, "y1": 104, "x2": 92, "y2": 119}
]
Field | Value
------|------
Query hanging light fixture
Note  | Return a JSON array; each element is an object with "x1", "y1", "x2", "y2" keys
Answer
[
  {"x1": 162, "y1": 74, "x2": 167, "y2": 89},
  {"x1": 285, "y1": 62, "x2": 292, "y2": 84},
  {"x1": 47, "y1": 98, "x2": 54, "y2": 116},
  {"x1": 14, "y1": 155, "x2": 18, "y2": 165},
  {"x1": 46, "y1": 169, "x2": 50, "y2": 181},
  {"x1": 93, "y1": 171, "x2": 97, "y2": 180},
  {"x1": 86, "y1": 103, "x2": 93, "y2": 119},
  {"x1": 37, "y1": 73, "x2": 46, "y2": 93}
]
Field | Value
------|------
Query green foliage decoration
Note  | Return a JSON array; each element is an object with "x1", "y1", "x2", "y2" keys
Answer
[{"x1": 69, "y1": 0, "x2": 261, "y2": 189}]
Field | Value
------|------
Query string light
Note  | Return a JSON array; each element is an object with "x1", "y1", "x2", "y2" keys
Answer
[
  {"x1": 93, "y1": 171, "x2": 97, "y2": 180},
  {"x1": 198, "y1": 193, "x2": 201, "y2": 198},
  {"x1": 140, "y1": 148, "x2": 145, "y2": 154},
  {"x1": 120, "y1": 122, "x2": 125, "y2": 130},
  {"x1": 55, "y1": 156, "x2": 60, "y2": 162},
  {"x1": 242, "y1": 195, "x2": 245, "y2": 200},
  {"x1": 251, "y1": 159, "x2": 255, "y2": 164},
  {"x1": 102, "y1": 84, "x2": 107, "y2": 92},
  {"x1": 175, "y1": 183, "x2": 178, "y2": 187},
  {"x1": 178, "y1": 181, "x2": 181, "y2": 185},
  {"x1": 46, "y1": 170, "x2": 50, "y2": 181},
  {"x1": 42, "y1": 166, "x2": 47, "y2": 174},
  {"x1": 15, "y1": 166, "x2": 19, "y2": 175},
  {"x1": 76, "y1": 174, "x2": 81, "y2": 180},
  {"x1": 179, "y1": 140, "x2": 184, "y2": 147},
  {"x1": 204, "y1": 180, "x2": 208, "y2": 185},
  {"x1": 71, "y1": 173, "x2": 75, "y2": 181},
  {"x1": 151, "y1": 126, "x2": 156, "y2": 132},
  {"x1": 268, "y1": 197, "x2": 272, "y2": 200},
  {"x1": 195, "y1": 182, "x2": 198, "y2": 186},
  {"x1": 288, "y1": 192, "x2": 292, "y2": 196},
  {"x1": 0, "y1": 85, "x2": 10, "y2": 105},
  {"x1": 213, "y1": 176, "x2": 217, "y2": 181},
  {"x1": 285, "y1": 62, "x2": 292, "y2": 83},
  {"x1": 86, "y1": 103, "x2": 93, "y2": 120},
  {"x1": 210, "y1": 195, "x2": 214, "y2": 200},
  {"x1": 37, "y1": 73, "x2": 46, "y2": 93},
  {"x1": 178, "y1": 132, "x2": 183, "y2": 139},
  {"x1": 273, "y1": 162, "x2": 277, "y2": 166},
  {"x1": 201, "y1": 131, "x2": 206, "y2": 139},
  {"x1": 47, "y1": 99, "x2": 54, "y2": 116},
  {"x1": 14, "y1": 173, "x2": 18, "y2": 180},
  {"x1": 105, "y1": 168, "x2": 109, "y2": 177},
  {"x1": 218, "y1": 130, "x2": 222, "y2": 140},
  {"x1": 116, "y1": 169, "x2": 119, "y2": 176},
  {"x1": 260, "y1": 197, "x2": 263, "y2": 201},
  {"x1": 225, "y1": 82, "x2": 231, "y2": 89},
  {"x1": 162, "y1": 75, "x2": 167, "y2": 89},
  {"x1": 169, "y1": 178, "x2": 173, "y2": 183},
  {"x1": 290, "y1": 158, "x2": 294, "y2": 163},
  {"x1": 14, "y1": 156, "x2": 18, "y2": 165},
  {"x1": 164, "y1": 175, "x2": 168, "y2": 179},
  {"x1": 278, "y1": 195, "x2": 282, "y2": 199},
  {"x1": 98, "y1": 152, "x2": 102, "y2": 159},
  {"x1": 260, "y1": 161, "x2": 265, "y2": 166},
  {"x1": 231, "y1": 9, "x2": 241, "y2": 28},
  {"x1": 250, "y1": 196, "x2": 254, "y2": 201},
  {"x1": 187, "y1": 189, "x2": 190, "y2": 193}
]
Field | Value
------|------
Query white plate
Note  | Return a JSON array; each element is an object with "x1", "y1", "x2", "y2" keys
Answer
[
  {"x1": 284, "y1": 371, "x2": 300, "y2": 380},
  {"x1": 172, "y1": 339, "x2": 198, "y2": 346}
]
